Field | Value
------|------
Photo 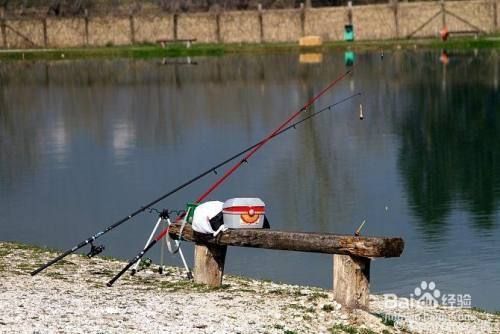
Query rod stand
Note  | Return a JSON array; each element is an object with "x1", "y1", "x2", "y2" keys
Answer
[
  {"x1": 160, "y1": 209, "x2": 170, "y2": 219},
  {"x1": 130, "y1": 212, "x2": 193, "y2": 279}
]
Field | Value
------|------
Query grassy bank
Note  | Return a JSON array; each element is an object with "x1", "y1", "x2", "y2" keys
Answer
[
  {"x1": 0, "y1": 35, "x2": 499, "y2": 61},
  {"x1": 0, "y1": 43, "x2": 225, "y2": 61}
]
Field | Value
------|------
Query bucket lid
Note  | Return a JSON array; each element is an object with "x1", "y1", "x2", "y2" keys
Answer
[{"x1": 223, "y1": 198, "x2": 265, "y2": 209}]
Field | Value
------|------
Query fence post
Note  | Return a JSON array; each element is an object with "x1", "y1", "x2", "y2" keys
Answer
[
  {"x1": 441, "y1": 0, "x2": 446, "y2": 27},
  {"x1": 129, "y1": 14, "x2": 135, "y2": 44},
  {"x1": 333, "y1": 254, "x2": 371, "y2": 310},
  {"x1": 392, "y1": 0, "x2": 399, "y2": 38},
  {"x1": 258, "y1": 3, "x2": 264, "y2": 43},
  {"x1": 173, "y1": 13, "x2": 178, "y2": 40},
  {"x1": 300, "y1": 2, "x2": 306, "y2": 37},
  {"x1": 347, "y1": 1, "x2": 353, "y2": 26},
  {"x1": 0, "y1": 7, "x2": 6, "y2": 48},
  {"x1": 216, "y1": 12, "x2": 221, "y2": 43},
  {"x1": 494, "y1": 0, "x2": 498, "y2": 31},
  {"x1": 84, "y1": 9, "x2": 89, "y2": 46},
  {"x1": 42, "y1": 17, "x2": 48, "y2": 47},
  {"x1": 194, "y1": 243, "x2": 227, "y2": 287}
]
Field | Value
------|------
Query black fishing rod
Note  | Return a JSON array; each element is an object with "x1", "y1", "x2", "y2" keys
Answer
[
  {"x1": 31, "y1": 92, "x2": 360, "y2": 277},
  {"x1": 106, "y1": 70, "x2": 359, "y2": 287}
]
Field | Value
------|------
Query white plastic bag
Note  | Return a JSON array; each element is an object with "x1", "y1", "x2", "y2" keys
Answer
[{"x1": 191, "y1": 201, "x2": 227, "y2": 236}]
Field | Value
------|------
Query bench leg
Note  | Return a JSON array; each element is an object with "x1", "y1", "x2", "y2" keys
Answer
[
  {"x1": 333, "y1": 254, "x2": 371, "y2": 310},
  {"x1": 194, "y1": 243, "x2": 227, "y2": 287}
]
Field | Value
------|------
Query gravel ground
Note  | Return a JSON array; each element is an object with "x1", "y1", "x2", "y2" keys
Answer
[{"x1": 0, "y1": 242, "x2": 498, "y2": 334}]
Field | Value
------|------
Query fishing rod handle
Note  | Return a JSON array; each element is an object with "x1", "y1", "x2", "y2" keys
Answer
[
  {"x1": 107, "y1": 239, "x2": 157, "y2": 287},
  {"x1": 30, "y1": 244, "x2": 82, "y2": 276},
  {"x1": 30, "y1": 233, "x2": 107, "y2": 275}
]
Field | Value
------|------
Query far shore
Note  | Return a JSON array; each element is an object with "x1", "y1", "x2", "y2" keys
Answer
[
  {"x1": 0, "y1": 241, "x2": 498, "y2": 333},
  {"x1": 0, "y1": 35, "x2": 499, "y2": 61}
]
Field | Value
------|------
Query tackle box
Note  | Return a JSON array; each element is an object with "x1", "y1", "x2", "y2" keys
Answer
[{"x1": 222, "y1": 198, "x2": 266, "y2": 229}]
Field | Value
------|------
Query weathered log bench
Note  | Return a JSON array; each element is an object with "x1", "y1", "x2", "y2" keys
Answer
[
  {"x1": 156, "y1": 38, "x2": 197, "y2": 48},
  {"x1": 168, "y1": 223, "x2": 404, "y2": 310}
]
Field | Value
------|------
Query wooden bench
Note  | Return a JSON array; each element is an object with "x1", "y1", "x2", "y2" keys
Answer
[
  {"x1": 168, "y1": 223, "x2": 404, "y2": 310},
  {"x1": 156, "y1": 38, "x2": 197, "y2": 48},
  {"x1": 449, "y1": 30, "x2": 481, "y2": 39}
]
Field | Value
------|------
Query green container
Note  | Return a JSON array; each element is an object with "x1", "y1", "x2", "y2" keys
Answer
[
  {"x1": 344, "y1": 51, "x2": 355, "y2": 66},
  {"x1": 344, "y1": 24, "x2": 355, "y2": 42},
  {"x1": 185, "y1": 203, "x2": 199, "y2": 224}
]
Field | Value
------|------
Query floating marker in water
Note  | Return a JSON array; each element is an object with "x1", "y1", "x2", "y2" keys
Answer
[{"x1": 359, "y1": 104, "x2": 364, "y2": 120}]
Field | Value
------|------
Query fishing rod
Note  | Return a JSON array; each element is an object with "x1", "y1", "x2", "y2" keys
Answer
[
  {"x1": 31, "y1": 91, "x2": 359, "y2": 277},
  {"x1": 107, "y1": 69, "x2": 356, "y2": 286}
]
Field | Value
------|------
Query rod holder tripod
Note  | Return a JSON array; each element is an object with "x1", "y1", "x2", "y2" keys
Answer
[{"x1": 130, "y1": 210, "x2": 193, "y2": 279}]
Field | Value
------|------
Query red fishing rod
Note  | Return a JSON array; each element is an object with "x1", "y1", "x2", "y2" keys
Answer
[{"x1": 107, "y1": 68, "x2": 355, "y2": 287}]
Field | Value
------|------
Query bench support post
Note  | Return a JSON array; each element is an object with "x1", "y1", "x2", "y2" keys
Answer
[
  {"x1": 333, "y1": 254, "x2": 371, "y2": 310},
  {"x1": 194, "y1": 243, "x2": 227, "y2": 287}
]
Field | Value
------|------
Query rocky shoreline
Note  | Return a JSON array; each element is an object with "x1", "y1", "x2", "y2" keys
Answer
[{"x1": 0, "y1": 242, "x2": 498, "y2": 334}]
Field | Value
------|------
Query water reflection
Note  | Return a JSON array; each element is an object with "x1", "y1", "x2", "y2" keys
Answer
[{"x1": 398, "y1": 55, "x2": 500, "y2": 238}]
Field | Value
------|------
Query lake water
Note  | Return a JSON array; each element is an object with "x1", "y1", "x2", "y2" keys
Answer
[{"x1": 0, "y1": 50, "x2": 499, "y2": 311}]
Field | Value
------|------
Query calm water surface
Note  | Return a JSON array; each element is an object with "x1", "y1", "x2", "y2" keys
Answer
[{"x1": 0, "y1": 50, "x2": 499, "y2": 310}]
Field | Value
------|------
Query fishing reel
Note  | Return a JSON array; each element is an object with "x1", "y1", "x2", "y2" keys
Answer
[{"x1": 87, "y1": 242, "x2": 105, "y2": 258}]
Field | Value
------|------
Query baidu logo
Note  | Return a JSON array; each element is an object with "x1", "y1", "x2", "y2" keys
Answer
[
  {"x1": 411, "y1": 281, "x2": 441, "y2": 306},
  {"x1": 382, "y1": 280, "x2": 472, "y2": 309}
]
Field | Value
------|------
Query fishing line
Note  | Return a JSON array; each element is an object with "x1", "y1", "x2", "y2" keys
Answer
[{"x1": 107, "y1": 69, "x2": 358, "y2": 287}]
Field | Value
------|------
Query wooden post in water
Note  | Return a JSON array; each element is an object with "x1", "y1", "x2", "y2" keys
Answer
[
  {"x1": 193, "y1": 243, "x2": 227, "y2": 287},
  {"x1": 333, "y1": 254, "x2": 371, "y2": 310}
]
